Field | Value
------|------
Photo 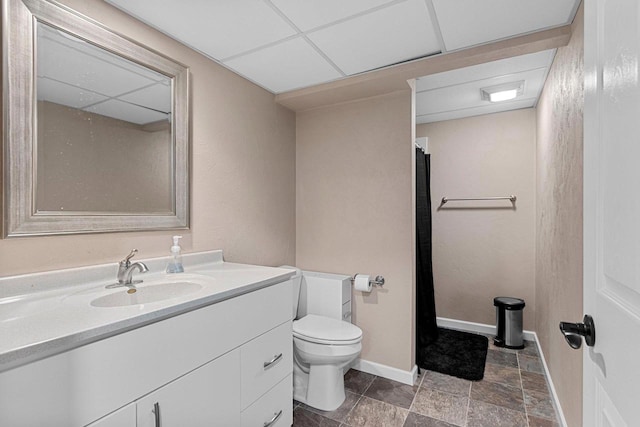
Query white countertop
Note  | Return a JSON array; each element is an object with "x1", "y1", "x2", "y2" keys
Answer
[{"x1": 0, "y1": 250, "x2": 295, "y2": 373}]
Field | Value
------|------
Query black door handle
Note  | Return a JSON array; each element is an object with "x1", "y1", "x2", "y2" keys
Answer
[{"x1": 559, "y1": 315, "x2": 595, "y2": 349}]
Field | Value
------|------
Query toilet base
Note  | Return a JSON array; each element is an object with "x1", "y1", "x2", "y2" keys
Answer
[{"x1": 293, "y1": 362, "x2": 346, "y2": 411}]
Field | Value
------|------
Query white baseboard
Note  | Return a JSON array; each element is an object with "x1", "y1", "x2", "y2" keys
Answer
[
  {"x1": 436, "y1": 316, "x2": 536, "y2": 342},
  {"x1": 435, "y1": 317, "x2": 567, "y2": 427},
  {"x1": 351, "y1": 359, "x2": 418, "y2": 386},
  {"x1": 530, "y1": 332, "x2": 569, "y2": 427}
]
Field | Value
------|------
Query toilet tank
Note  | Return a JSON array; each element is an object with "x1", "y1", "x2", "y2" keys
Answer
[{"x1": 299, "y1": 270, "x2": 352, "y2": 322}]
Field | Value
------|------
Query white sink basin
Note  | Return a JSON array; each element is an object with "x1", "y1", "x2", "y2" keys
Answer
[{"x1": 91, "y1": 281, "x2": 203, "y2": 308}]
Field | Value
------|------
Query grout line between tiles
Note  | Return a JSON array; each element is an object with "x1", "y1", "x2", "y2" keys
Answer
[
  {"x1": 341, "y1": 392, "x2": 364, "y2": 427},
  {"x1": 353, "y1": 374, "x2": 416, "y2": 416},
  {"x1": 360, "y1": 373, "x2": 377, "y2": 396},
  {"x1": 406, "y1": 369, "x2": 422, "y2": 413},
  {"x1": 517, "y1": 352, "x2": 531, "y2": 427},
  {"x1": 464, "y1": 379, "x2": 471, "y2": 427},
  {"x1": 412, "y1": 383, "x2": 469, "y2": 425}
]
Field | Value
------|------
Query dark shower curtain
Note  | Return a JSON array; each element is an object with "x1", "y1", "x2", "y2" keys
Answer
[{"x1": 415, "y1": 147, "x2": 438, "y2": 364}]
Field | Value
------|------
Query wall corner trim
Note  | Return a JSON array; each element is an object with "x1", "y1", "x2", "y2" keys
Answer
[{"x1": 352, "y1": 359, "x2": 418, "y2": 386}]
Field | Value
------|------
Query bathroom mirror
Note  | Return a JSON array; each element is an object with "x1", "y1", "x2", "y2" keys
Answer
[{"x1": 2, "y1": 0, "x2": 190, "y2": 237}]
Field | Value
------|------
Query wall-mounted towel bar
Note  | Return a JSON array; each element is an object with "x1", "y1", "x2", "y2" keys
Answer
[{"x1": 440, "y1": 195, "x2": 516, "y2": 205}]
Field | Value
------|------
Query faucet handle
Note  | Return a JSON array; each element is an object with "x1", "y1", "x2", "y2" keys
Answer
[{"x1": 121, "y1": 249, "x2": 138, "y2": 266}]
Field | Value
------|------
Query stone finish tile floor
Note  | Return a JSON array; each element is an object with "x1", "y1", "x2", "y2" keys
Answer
[{"x1": 293, "y1": 338, "x2": 561, "y2": 427}]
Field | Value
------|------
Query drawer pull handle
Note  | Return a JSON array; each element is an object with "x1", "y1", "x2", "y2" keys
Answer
[
  {"x1": 152, "y1": 402, "x2": 161, "y2": 427},
  {"x1": 263, "y1": 353, "x2": 283, "y2": 369},
  {"x1": 263, "y1": 409, "x2": 283, "y2": 427}
]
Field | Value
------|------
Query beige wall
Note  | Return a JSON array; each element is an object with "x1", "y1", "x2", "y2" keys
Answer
[
  {"x1": 417, "y1": 109, "x2": 537, "y2": 330},
  {"x1": 535, "y1": 3, "x2": 584, "y2": 426},
  {"x1": 0, "y1": 0, "x2": 296, "y2": 276},
  {"x1": 37, "y1": 101, "x2": 172, "y2": 213},
  {"x1": 296, "y1": 91, "x2": 415, "y2": 371}
]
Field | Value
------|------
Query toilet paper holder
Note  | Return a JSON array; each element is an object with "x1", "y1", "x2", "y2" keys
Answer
[{"x1": 351, "y1": 274, "x2": 385, "y2": 287}]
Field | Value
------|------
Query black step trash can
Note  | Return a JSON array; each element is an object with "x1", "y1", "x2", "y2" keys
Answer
[{"x1": 494, "y1": 297, "x2": 526, "y2": 349}]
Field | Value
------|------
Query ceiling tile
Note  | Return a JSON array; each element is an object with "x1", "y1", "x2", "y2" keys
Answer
[
  {"x1": 416, "y1": 98, "x2": 536, "y2": 124},
  {"x1": 416, "y1": 49, "x2": 555, "y2": 92},
  {"x1": 432, "y1": 0, "x2": 579, "y2": 51},
  {"x1": 106, "y1": 0, "x2": 297, "y2": 60},
  {"x1": 119, "y1": 82, "x2": 172, "y2": 114},
  {"x1": 416, "y1": 67, "x2": 548, "y2": 116},
  {"x1": 84, "y1": 99, "x2": 169, "y2": 125},
  {"x1": 307, "y1": 0, "x2": 441, "y2": 76},
  {"x1": 270, "y1": 0, "x2": 395, "y2": 31},
  {"x1": 37, "y1": 78, "x2": 109, "y2": 109},
  {"x1": 223, "y1": 38, "x2": 343, "y2": 93}
]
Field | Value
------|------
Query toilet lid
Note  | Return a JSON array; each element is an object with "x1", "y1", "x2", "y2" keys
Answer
[{"x1": 293, "y1": 314, "x2": 362, "y2": 345}]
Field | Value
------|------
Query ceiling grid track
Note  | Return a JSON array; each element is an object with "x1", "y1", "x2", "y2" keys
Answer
[
  {"x1": 94, "y1": 0, "x2": 579, "y2": 116},
  {"x1": 220, "y1": 33, "x2": 303, "y2": 63},
  {"x1": 423, "y1": 0, "x2": 447, "y2": 55},
  {"x1": 298, "y1": 0, "x2": 410, "y2": 34},
  {"x1": 262, "y1": 0, "x2": 347, "y2": 77}
]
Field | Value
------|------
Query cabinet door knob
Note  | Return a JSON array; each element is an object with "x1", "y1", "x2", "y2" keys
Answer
[
  {"x1": 152, "y1": 402, "x2": 161, "y2": 427},
  {"x1": 263, "y1": 409, "x2": 282, "y2": 427},
  {"x1": 263, "y1": 353, "x2": 283, "y2": 369}
]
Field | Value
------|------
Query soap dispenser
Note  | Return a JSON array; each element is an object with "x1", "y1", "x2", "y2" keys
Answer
[{"x1": 166, "y1": 235, "x2": 184, "y2": 273}]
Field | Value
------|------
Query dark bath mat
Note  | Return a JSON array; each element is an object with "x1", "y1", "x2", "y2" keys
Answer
[{"x1": 417, "y1": 327, "x2": 488, "y2": 381}]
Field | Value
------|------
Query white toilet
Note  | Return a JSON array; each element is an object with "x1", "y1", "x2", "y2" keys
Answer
[{"x1": 286, "y1": 267, "x2": 363, "y2": 411}]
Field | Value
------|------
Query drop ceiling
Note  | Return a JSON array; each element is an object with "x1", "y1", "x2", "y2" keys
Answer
[
  {"x1": 104, "y1": 0, "x2": 580, "y2": 122},
  {"x1": 415, "y1": 49, "x2": 557, "y2": 124}
]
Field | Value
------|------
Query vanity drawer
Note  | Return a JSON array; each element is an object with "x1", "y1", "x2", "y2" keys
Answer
[
  {"x1": 241, "y1": 321, "x2": 292, "y2": 409},
  {"x1": 241, "y1": 374, "x2": 292, "y2": 427}
]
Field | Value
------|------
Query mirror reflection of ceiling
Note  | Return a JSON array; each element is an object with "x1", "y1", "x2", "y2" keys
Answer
[{"x1": 37, "y1": 22, "x2": 171, "y2": 125}]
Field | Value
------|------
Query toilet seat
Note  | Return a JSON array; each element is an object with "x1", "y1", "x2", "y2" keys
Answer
[{"x1": 293, "y1": 314, "x2": 362, "y2": 345}]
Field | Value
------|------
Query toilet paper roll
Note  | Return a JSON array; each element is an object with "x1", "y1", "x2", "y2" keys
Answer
[{"x1": 354, "y1": 274, "x2": 372, "y2": 292}]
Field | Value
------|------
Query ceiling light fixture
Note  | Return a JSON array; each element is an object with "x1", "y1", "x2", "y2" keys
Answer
[{"x1": 481, "y1": 81, "x2": 524, "y2": 103}]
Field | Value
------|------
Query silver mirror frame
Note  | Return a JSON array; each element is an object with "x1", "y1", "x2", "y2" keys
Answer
[{"x1": 2, "y1": 0, "x2": 190, "y2": 237}]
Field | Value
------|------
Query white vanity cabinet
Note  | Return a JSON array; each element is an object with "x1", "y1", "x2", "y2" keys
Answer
[
  {"x1": 0, "y1": 279, "x2": 293, "y2": 427},
  {"x1": 87, "y1": 404, "x2": 136, "y2": 427},
  {"x1": 90, "y1": 350, "x2": 240, "y2": 427},
  {"x1": 240, "y1": 321, "x2": 293, "y2": 427},
  {"x1": 136, "y1": 349, "x2": 241, "y2": 427}
]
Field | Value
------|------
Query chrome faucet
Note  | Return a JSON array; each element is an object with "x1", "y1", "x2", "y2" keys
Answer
[{"x1": 107, "y1": 249, "x2": 149, "y2": 288}]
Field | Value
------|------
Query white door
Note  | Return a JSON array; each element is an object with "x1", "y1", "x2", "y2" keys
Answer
[{"x1": 583, "y1": 0, "x2": 640, "y2": 425}]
